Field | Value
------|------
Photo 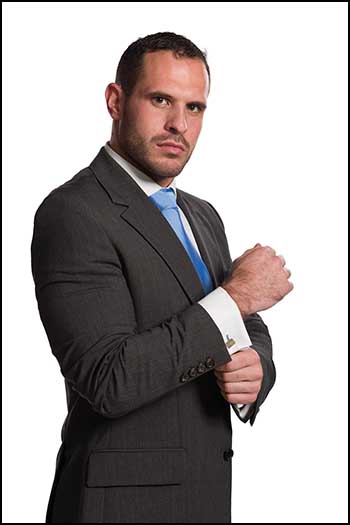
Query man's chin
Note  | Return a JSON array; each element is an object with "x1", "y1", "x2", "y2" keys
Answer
[{"x1": 146, "y1": 158, "x2": 184, "y2": 179}]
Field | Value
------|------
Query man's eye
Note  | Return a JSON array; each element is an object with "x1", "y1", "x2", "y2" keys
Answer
[
  {"x1": 153, "y1": 97, "x2": 168, "y2": 105},
  {"x1": 189, "y1": 104, "x2": 202, "y2": 113}
]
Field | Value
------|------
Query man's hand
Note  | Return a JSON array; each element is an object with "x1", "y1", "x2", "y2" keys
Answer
[
  {"x1": 214, "y1": 348, "x2": 263, "y2": 404},
  {"x1": 222, "y1": 243, "x2": 293, "y2": 318}
]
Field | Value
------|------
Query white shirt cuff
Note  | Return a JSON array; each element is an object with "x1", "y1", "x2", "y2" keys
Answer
[
  {"x1": 235, "y1": 403, "x2": 252, "y2": 417},
  {"x1": 198, "y1": 286, "x2": 252, "y2": 354}
]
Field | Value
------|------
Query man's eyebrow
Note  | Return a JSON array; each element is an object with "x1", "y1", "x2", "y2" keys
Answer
[{"x1": 147, "y1": 91, "x2": 207, "y2": 110}]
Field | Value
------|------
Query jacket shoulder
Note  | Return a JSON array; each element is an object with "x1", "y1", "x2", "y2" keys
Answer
[{"x1": 33, "y1": 167, "x2": 98, "y2": 218}]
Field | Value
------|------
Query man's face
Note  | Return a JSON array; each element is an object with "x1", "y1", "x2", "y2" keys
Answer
[{"x1": 113, "y1": 50, "x2": 209, "y2": 185}]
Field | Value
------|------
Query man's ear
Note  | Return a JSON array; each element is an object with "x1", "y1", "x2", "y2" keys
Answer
[{"x1": 105, "y1": 82, "x2": 124, "y2": 120}]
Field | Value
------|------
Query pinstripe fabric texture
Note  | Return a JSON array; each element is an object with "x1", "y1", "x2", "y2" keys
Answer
[{"x1": 31, "y1": 147, "x2": 275, "y2": 523}]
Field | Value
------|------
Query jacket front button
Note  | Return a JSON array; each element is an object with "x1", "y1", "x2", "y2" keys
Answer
[
  {"x1": 205, "y1": 357, "x2": 215, "y2": 369},
  {"x1": 223, "y1": 449, "x2": 234, "y2": 461}
]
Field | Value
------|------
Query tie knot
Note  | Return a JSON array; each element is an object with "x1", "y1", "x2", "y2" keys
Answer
[{"x1": 149, "y1": 188, "x2": 178, "y2": 212}]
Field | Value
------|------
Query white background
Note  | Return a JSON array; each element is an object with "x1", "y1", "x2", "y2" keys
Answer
[{"x1": 2, "y1": 2, "x2": 348, "y2": 523}]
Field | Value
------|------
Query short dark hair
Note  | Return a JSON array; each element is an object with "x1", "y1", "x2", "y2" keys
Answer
[{"x1": 115, "y1": 31, "x2": 211, "y2": 97}]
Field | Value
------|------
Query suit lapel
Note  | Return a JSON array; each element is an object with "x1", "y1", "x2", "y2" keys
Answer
[{"x1": 90, "y1": 147, "x2": 217, "y2": 304}]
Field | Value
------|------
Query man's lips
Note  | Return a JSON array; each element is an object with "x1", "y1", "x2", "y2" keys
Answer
[{"x1": 157, "y1": 142, "x2": 185, "y2": 153}]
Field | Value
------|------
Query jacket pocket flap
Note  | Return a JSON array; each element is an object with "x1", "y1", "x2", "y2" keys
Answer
[{"x1": 86, "y1": 448, "x2": 186, "y2": 487}]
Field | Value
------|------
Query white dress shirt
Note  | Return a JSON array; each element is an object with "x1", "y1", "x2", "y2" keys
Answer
[{"x1": 104, "y1": 142, "x2": 252, "y2": 418}]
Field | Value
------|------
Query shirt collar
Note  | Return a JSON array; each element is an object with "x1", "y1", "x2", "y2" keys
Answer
[{"x1": 104, "y1": 142, "x2": 177, "y2": 198}]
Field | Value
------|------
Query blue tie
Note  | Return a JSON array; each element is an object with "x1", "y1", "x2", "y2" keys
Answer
[{"x1": 149, "y1": 188, "x2": 214, "y2": 295}]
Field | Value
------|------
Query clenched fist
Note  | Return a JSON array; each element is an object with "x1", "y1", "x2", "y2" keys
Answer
[
  {"x1": 214, "y1": 348, "x2": 263, "y2": 405},
  {"x1": 222, "y1": 243, "x2": 293, "y2": 318}
]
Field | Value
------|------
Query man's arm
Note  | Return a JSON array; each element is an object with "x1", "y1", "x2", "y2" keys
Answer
[
  {"x1": 197, "y1": 287, "x2": 256, "y2": 419},
  {"x1": 31, "y1": 191, "x2": 233, "y2": 420},
  {"x1": 204, "y1": 200, "x2": 277, "y2": 425}
]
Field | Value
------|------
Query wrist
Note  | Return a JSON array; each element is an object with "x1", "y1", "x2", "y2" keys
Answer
[{"x1": 221, "y1": 283, "x2": 251, "y2": 319}]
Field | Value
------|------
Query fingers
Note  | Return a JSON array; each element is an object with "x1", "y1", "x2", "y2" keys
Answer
[
  {"x1": 274, "y1": 254, "x2": 291, "y2": 277},
  {"x1": 272, "y1": 253, "x2": 292, "y2": 280},
  {"x1": 263, "y1": 245, "x2": 276, "y2": 256},
  {"x1": 283, "y1": 267, "x2": 292, "y2": 278},
  {"x1": 217, "y1": 377, "x2": 261, "y2": 403},
  {"x1": 214, "y1": 348, "x2": 260, "y2": 372},
  {"x1": 216, "y1": 378, "x2": 261, "y2": 394},
  {"x1": 277, "y1": 254, "x2": 286, "y2": 266},
  {"x1": 286, "y1": 280, "x2": 294, "y2": 293},
  {"x1": 214, "y1": 364, "x2": 263, "y2": 383},
  {"x1": 215, "y1": 356, "x2": 263, "y2": 404},
  {"x1": 276, "y1": 254, "x2": 293, "y2": 283},
  {"x1": 219, "y1": 390, "x2": 259, "y2": 404}
]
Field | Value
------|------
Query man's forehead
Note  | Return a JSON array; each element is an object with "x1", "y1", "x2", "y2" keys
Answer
[
  {"x1": 141, "y1": 51, "x2": 208, "y2": 79},
  {"x1": 138, "y1": 52, "x2": 209, "y2": 97}
]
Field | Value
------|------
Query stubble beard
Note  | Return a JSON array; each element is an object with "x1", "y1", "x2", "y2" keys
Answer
[{"x1": 118, "y1": 120, "x2": 191, "y2": 182}]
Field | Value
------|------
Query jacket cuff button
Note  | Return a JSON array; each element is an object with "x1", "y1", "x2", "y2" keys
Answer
[
  {"x1": 189, "y1": 367, "x2": 198, "y2": 377},
  {"x1": 205, "y1": 357, "x2": 215, "y2": 369},
  {"x1": 180, "y1": 372, "x2": 189, "y2": 383},
  {"x1": 197, "y1": 362, "x2": 206, "y2": 374}
]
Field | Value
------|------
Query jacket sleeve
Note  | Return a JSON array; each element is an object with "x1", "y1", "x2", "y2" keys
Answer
[{"x1": 31, "y1": 191, "x2": 233, "y2": 419}]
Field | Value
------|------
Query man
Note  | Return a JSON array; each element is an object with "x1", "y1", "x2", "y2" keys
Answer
[{"x1": 31, "y1": 32, "x2": 293, "y2": 523}]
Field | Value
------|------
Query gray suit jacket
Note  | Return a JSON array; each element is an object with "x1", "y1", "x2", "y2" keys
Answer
[{"x1": 31, "y1": 147, "x2": 276, "y2": 523}]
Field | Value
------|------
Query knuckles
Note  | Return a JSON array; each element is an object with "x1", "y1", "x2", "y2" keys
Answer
[{"x1": 251, "y1": 350, "x2": 260, "y2": 364}]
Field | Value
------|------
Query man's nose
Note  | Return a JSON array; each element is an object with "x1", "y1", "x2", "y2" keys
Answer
[{"x1": 164, "y1": 107, "x2": 188, "y2": 135}]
